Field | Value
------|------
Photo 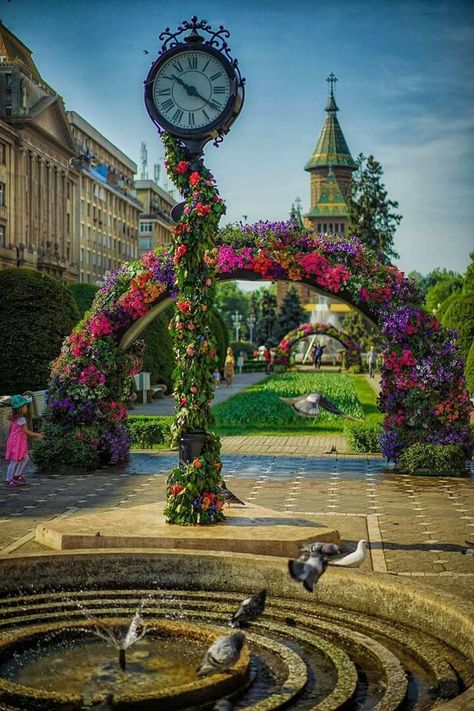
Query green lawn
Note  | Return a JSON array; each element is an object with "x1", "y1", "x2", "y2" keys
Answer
[{"x1": 212, "y1": 372, "x2": 381, "y2": 437}]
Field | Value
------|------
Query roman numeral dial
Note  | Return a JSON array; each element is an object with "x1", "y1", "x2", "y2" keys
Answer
[{"x1": 152, "y1": 49, "x2": 232, "y2": 131}]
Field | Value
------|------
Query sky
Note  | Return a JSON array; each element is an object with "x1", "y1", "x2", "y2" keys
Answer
[{"x1": 2, "y1": 0, "x2": 473, "y2": 276}]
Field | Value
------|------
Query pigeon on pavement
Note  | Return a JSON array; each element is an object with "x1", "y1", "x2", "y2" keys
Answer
[
  {"x1": 197, "y1": 631, "x2": 245, "y2": 676},
  {"x1": 229, "y1": 589, "x2": 266, "y2": 627},
  {"x1": 288, "y1": 550, "x2": 327, "y2": 592},
  {"x1": 219, "y1": 480, "x2": 245, "y2": 506},
  {"x1": 302, "y1": 542, "x2": 341, "y2": 558},
  {"x1": 329, "y1": 540, "x2": 368, "y2": 568}
]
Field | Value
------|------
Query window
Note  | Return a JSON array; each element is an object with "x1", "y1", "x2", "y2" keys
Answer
[
  {"x1": 341, "y1": 223, "x2": 345, "y2": 234},
  {"x1": 139, "y1": 222, "x2": 152, "y2": 233},
  {"x1": 0, "y1": 143, "x2": 6, "y2": 164},
  {"x1": 139, "y1": 237, "x2": 152, "y2": 251},
  {"x1": 323, "y1": 223, "x2": 327, "y2": 232},
  {"x1": 0, "y1": 224, "x2": 5, "y2": 247},
  {"x1": 0, "y1": 182, "x2": 5, "y2": 206},
  {"x1": 329, "y1": 223, "x2": 333, "y2": 232},
  {"x1": 334, "y1": 223, "x2": 339, "y2": 233},
  {"x1": 317, "y1": 223, "x2": 321, "y2": 232}
]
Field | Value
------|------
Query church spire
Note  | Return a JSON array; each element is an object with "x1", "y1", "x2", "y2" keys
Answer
[{"x1": 304, "y1": 74, "x2": 356, "y2": 171}]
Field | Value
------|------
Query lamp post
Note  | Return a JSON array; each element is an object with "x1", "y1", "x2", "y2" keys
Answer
[
  {"x1": 232, "y1": 311, "x2": 242, "y2": 341},
  {"x1": 247, "y1": 314, "x2": 255, "y2": 344}
]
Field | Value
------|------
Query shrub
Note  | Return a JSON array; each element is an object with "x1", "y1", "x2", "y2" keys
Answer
[
  {"x1": 465, "y1": 341, "x2": 474, "y2": 392},
  {"x1": 0, "y1": 269, "x2": 80, "y2": 394},
  {"x1": 397, "y1": 443, "x2": 468, "y2": 474},
  {"x1": 344, "y1": 421, "x2": 382, "y2": 453},
  {"x1": 346, "y1": 364, "x2": 363, "y2": 374},
  {"x1": 441, "y1": 292, "x2": 474, "y2": 360},
  {"x1": 141, "y1": 305, "x2": 175, "y2": 389},
  {"x1": 209, "y1": 308, "x2": 229, "y2": 368},
  {"x1": 229, "y1": 340, "x2": 255, "y2": 358},
  {"x1": 67, "y1": 283, "x2": 98, "y2": 318},
  {"x1": 31, "y1": 422, "x2": 99, "y2": 472},
  {"x1": 127, "y1": 415, "x2": 172, "y2": 448},
  {"x1": 242, "y1": 360, "x2": 267, "y2": 372}
]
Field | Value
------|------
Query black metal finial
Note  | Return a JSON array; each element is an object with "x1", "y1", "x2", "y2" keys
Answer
[
  {"x1": 184, "y1": 15, "x2": 205, "y2": 43},
  {"x1": 327, "y1": 73, "x2": 338, "y2": 95}
]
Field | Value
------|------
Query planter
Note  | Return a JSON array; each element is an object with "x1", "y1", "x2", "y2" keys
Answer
[{"x1": 179, "y1": 430, "x2": 210, "y2": 466}]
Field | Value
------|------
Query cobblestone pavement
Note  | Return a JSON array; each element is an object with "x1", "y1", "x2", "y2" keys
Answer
[{"x1": 0, "y1": 451, "x2": 473, "y2": 601}]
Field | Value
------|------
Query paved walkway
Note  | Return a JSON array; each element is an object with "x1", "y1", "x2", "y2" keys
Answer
[{"x1": 131, "y1": 371, "x2": 268, "y2": 416}]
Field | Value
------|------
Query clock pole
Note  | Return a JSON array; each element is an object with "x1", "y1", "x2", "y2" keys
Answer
[{"x1": 144, "y1": 17, "x2": 245, "y2": 525}]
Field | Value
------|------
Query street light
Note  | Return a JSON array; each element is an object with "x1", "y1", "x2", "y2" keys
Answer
[
  {"x1": 232, "y1": 311, "x2": 242, "y2": 341},
  {"x1": 247, "y1": 314, "x2": 255, "y2": 343}
]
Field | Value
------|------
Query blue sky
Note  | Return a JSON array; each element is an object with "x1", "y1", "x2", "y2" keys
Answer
[{"x1": 2, "y1": 0, "x2": 473, "y2": 275}]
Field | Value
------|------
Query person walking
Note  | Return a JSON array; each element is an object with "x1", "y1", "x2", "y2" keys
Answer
[
  {"x1": 264, "y1": 346, "x2": 272, "y2": 374},
  {"x1": 224, "y1": 347, "x2": 235, "y2": 387},
  {"x1": 4, "y1": 395, "x2": 44, "y2": 488},
  {"x1": 367, "y1": 346, "x2": 378, "y2": 378}
]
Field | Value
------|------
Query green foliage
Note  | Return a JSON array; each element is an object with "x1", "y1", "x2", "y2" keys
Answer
[
  {"x1": 67, "y1": 283, "x2": 99, "y2": 318},
  {"x1": 411, "y1": 268, "x2": 462, "y2": 295},
  {"x1": 347, "y1": 153, "x2": 401, "y2": 264},
  {"x1": 397, "y1": 443, "x2": 468, "y2": 474},
  {"x1": 242, "y1": 360, "x2": 267, "y2": 372},
  {"x1": 229, "y1": 341, "x2": 255, "y2": 358},
  {"x1": 213, "y1": 372, "x2": 364, "y2": 435},
  {"x1": 344, "y1": 421, "x2": 382, "y2": 453},
  {"x1": 209, "y1": 308, "x2": 229, "y2": 368},
  {"x1": 127, "y1": 415, "x2": 172, "y2": 448},
  {"x1": 465, "y1": 341, "x2": 474, "y2": 392},
  {"x1": 441, "y1": 292, "x2": 474, "y2": 359},
  {"x1": 273, "y1": 287, "x2": 306, "y2": 341},
  {"x1": 215, "y1": 281, "x2": 249, "y2": 335},
  {"x1": 462, "y1": 252, "x2": 474, "y2": 294},
  {"x1": 436, "y1": 291, "x2": 460, "y2": 322},
  {"x1": 31, "y1": 422, "x2": 99, "y2": 472},
  {"x1": 141, "y1": 305, "x2": 175, "y2": 389},
  {"x1": 0, "y1": 269, "x2": 80, "y2": 393},
  {"x1": 425, "y1": 277, "x2": 462, "y2": 314},
  {"x1": 341, "y1": 311, "x2": 376, "y2": 352},
  {"x1": 254, "y1": 289, "x2": 277, "y2": 345}
]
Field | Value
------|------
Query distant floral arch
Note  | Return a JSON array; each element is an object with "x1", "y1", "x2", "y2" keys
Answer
[
  {"x1": 44, "y1": 220, "x2": 473, "y2": 465},
  {"x1": 274, "y1": 322, "x2": 362, "y2": 368}
]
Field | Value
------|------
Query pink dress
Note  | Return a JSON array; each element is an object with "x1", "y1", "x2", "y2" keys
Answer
[{"x1": 5, "y1": 417, "x2": 28, "y2": 461}]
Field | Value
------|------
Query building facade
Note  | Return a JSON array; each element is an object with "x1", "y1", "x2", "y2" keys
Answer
[
  {"x1": 67, "y1": 111, "x2": 142, "y2": 283},
  {"x1": 0, "y1": 21, "x2": 78, "y2": 281},
  {"x1": 135, "y1": 179, "x2": 176, "y2": 256}
]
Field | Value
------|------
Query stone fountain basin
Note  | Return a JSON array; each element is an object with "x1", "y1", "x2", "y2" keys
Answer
[{"x1": 0, "y1": 617, "x2": 250, "y2": 710}]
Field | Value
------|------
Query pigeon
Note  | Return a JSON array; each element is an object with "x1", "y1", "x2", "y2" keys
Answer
[
  {"x1": 462, "y1": 547, "x2": 474, "y2": 556},
  {"x1": 197, "y1": 631, "x2": 245, "y2": 676},
  {"x1": 142, "y1": 49, "x2": 149, "y2": 54},
  {"x1": 280, "y1": 392, "x2": 359, "y2": 420},
  {"x1": 219, "y1": 480, "x2": 245, "y2": 506},
  {"x1": 302, "y1": 542, "x2": 341, "y2": 558},
  {"x1": 288, "y1": 550, "x2": 327, "y2": 592},
  {"x1": 229, "y1": 589, "x2": 266, "y2": 627},
  {"x1": 213, "y1": 700, "x2": 233, "y2": 711},
  {"x1": 329, "y1": 540, "x2": 368, "y2": 568}
]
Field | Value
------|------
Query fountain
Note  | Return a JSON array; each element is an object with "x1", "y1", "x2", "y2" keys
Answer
[{"x1": 0, "y1": 551, "x2": 472, "y2": 710}]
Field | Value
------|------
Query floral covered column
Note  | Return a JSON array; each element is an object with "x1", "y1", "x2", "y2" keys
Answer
[{"x1": 162, "y1": 134, "x2": 226, "y2": 525}]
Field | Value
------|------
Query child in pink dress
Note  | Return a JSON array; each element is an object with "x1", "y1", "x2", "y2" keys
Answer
[{"x1": 5, "y1": 395, "x2": 44, "y2": 488}]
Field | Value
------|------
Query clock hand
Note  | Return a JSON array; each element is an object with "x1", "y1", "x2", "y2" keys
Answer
[{"x1": 171, "y1": 74, "x2": 221, "y2": 110}]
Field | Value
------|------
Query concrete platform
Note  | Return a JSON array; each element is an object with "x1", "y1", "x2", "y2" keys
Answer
[{"x1": 35, "y1": 502, "x2": 340, "y2": 557}]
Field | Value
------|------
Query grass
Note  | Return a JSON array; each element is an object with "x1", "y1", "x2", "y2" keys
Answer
[{"x1": 212, "y1": 371, "x2": 379, "y2": 437}]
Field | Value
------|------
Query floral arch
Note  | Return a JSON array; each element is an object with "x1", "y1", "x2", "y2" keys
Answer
[
  {"x1": 43, "y1": 142, "x2": 473, "y2": 480},
  {"x1": 273, "y1": 322, "x2": 362, "y2": 369}
]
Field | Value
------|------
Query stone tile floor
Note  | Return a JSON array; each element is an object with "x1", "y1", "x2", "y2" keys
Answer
[{"x1": 0, "y1": 449, "x2": 473, "y2": 603}]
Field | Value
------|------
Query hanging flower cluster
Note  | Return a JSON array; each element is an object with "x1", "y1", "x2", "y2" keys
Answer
[
  {"x1": 161, "y1": 133, "x2": 226, "y2": 525},
  {"x1": 274, "y1": 321, "x2": 362, "y2": 368}
]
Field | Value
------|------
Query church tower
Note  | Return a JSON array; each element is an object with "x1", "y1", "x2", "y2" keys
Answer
[{"x1": 304, "y1": 74, "x2": 356, "y2": 234}]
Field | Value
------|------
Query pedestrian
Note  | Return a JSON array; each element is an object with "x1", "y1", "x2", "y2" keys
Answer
[
  {"x1": 264, "y1": 346, "x2": 272, "y2": 374},
  {"x1": 213, "y1": 368, "x2": 221, "y2": 388},
  {"x1": 313, "y1": 344, "x2": 323, "y2": 369},
  {"x1": 367, "y1": 346, "x2": 378, "y2": 378},
  {"x1": 5, "y1": 395, "x2": 44, "y2": 488},
  {"x1": 224, "y1": 347, "x2": 235, "y2": 387}
]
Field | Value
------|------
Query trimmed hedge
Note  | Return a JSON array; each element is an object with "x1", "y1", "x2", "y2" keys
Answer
[
  {"x1": 465, "y1": 341, "x2": 474, "y2": 392},
  {"x1": 127, "y1": 415, "x2": 172, "y2": 448},
  {"x1": 441, "y1": 292, "x2": 474, "y2": 360},
  {"x1": 67, "y1": 283, "x2": 98, "y2": 318},
  {"x1": 0, "y1": 269, "x2": 80, "y2": 393},
  {"x1": 344, "y1": 421, "x2": 382, "y2": 453},
  {"x1": 397, "y1": 443, "x2": 468, "y2": 474},
  {"x1": 31, "y1": 422, "x2": 99, "y2": 472}
]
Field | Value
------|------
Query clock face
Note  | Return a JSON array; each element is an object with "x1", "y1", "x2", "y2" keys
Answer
[{"x1": 152, "y1": 49, "x2": 232, "y2": 132}]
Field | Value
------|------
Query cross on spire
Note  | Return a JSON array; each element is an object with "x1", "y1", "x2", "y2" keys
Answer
[{"x1": 327, "y1": 73, "x2": 337, "y2": 95}]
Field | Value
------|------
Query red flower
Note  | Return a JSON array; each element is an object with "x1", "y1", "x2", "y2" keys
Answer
[
  {"x1": 189, "y1": 171, "x2": 201, "y2": 186},
  {"x1": 180, "y1": 396, "x2": 187, "y2": 407},
  {"x1": 177, "y1": 300, "x2": 192, "y2": 315},
  {"x1": 193, "y1": 458, "x2": 202, "y2": 469},
  {"x1": 175, "y1": 160, "x2": 190, "y2": 174},
  {"x1": 195, "y1": 202, "x2": 211, "y2": 217},
  {"x1": 170, "y1": 485, "x2": 184, "y2": 495}
]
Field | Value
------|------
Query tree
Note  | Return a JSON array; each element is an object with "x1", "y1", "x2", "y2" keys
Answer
[
  {"x1": 254, "y1": 289, "x2": 277, "y2": 345},
  {"x1": 347, "y1": 153, "x2": 402, "y2": 264},
  {"x1": 67, "y1": 283, "x2": 99, "y2": 319},
  {"x1": 341, "y1": 310, "x2": 376, "y2": 351},
  {"x1": 441, "y1": 292, "x2": 474, "y2": 360},
  {"x1": 462, "y1": 252, "x2": 474, "y2": 294},
  {"x1": 273, "y1": 287, "x2": 306, "y2": 341},
  {"x1": 425, "y1": 275, "x2": 463, "y2": 313},
  {"x1": 215, "y1": 282, "x2": 249, "y2": 335}
]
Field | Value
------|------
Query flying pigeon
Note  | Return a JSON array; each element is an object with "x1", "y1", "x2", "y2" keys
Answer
[
  {"x1": 197, "y1": 631, "x2": 245, "y2": 677},
  {"x1": 329, "y1": 540, "x2": 368, "y2": 568},
  {"x1": 219, "y1": 479, "x2": 245, "y2": 506},
  {"x1": 280, "y1": 392, "x2": 358, "y2": 420},
  {"x1": 229, "y1": 589, "x2": 266, "y2": 627},
  {"x1": 288, "y1": 550, "x2": 327, "y2": 592},
  {"x1": 213, "y1": 700, "x2": 233, "y2": 711}
]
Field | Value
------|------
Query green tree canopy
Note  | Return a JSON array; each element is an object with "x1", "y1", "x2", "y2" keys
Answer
[
  {"x1": 273, "y1": 287, "x2": 306, "y2": 341},
  {"x1": 67, "y1": 283, "x2": 99, "y2": 319},
  {"x1": 441, "y1": 292, "x2": 474, "y2": 360},
  {"x1": 462, "y1": 252, "x2": 474, "y2": 294},
  {"x1": 254, "y1": 289, "x2": 277, "y2": 346},
  {"x1": 425, "y1": 275, "x2": 463, "y2": 313},
  {"x1": 215, "y1": 281, "x2": 249, "y2": 337},
  {"x1": 341, "y1": 310, "x2": 376, "y2": 351},
  {"x1": 347, "y1": 153, "x2": 402, "y2": 264}
]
